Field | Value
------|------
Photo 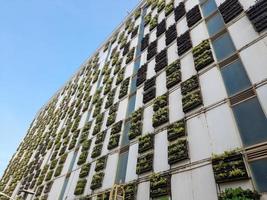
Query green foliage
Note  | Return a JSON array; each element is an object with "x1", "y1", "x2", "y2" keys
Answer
[{"x1": 219, "y1": 187, "x2": 261, "y2": 200}]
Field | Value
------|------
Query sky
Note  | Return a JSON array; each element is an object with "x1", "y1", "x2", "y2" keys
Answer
[{"x1": 0, "y1": 0, "x2": 140, "y2": 177}]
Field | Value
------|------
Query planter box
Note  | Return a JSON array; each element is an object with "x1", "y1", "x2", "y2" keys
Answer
[
  {"x1": 74, "y1": 179, "x2": 87, "y2": 195},
  {"x1": 131, "y1": 26, "x2": 139, "y2": 39},
  {"x1": 124, "y1": 183, "x2": 136, "y2": 200},
  {"x1": 119, "y1": 78, "x2": 130, "y2": 99},
  {"x1": 141, "y1": 34, "x2": 149, "y2": 51},
  {"x1": 167, "y1": 119, "x2": 186, "y2": 141},
  {"x1": 95, "y1": 156, "x2": 107, "y2": 172},
  {"x1": 219, "y1": 0, "x2": 243, "y2": 23},
  {"x1": 153, "y1": 93, "x2": 168, "y2": 111},
  {"x1": 155, "y1": 57, "x2": 168, "y2": 72},
  {"x1": 177, "y1": 31, "x2": 192, "y2": 56},
  {"x1": 123, "y1": 42, "x2": 130, "y2": 56},
  {"x1": 186, "y1": 5, "x2": 202, "y2": 28},
  {"x1": 91, "y1": 144, "x2": 103, "y2": 159},
  {"x1": 181, "y1": 75, "x2": 199, "y2": 95},
  {"x1": 108, "y1": 134, "x2": 120, "y2": 150},
  {"x1": 168, "y1": 139, "x2": 189, "y2": 165},
  {"x1": 143, "y1": 87, "x2": 156, "y2": 104},
  {"x1": 111, "y1": 120, "x2": 123, "y2": 135},
  {"x1": 136, "y1": 153, "x2": 153, "y2": 175},
  {"x1": 157, "y1": 19, "x2": 166, "y2": 37},
  {"x1": 153, "y1": 107, "x2": 169, "y2": 127},
  {"x1": 95, "y1": 131, "x2": 106, "y2": 145},
  {"x1": 144, "y1": 77, "x2": 156, "y2": 91},
  {"x1": 138, "y1": 134, "x2": 154, "y2": 153},
  {"x1": 193, "y1": 40, "x2": 214, "y2": 71},
  {"x1": 90, "y1": 172, "x2": 104, "y2": 190},
  {"x1": 212, "y1": 151, "x2": 249, "y2": 183},
  {"x1": 182, "y1": 90, "x2": 203, "y2": 113},
  {"x1": 246, "y1": 0, "x2": 267, "y2": 33},
  {"x1": 175, "y1": 2, "x2": 186, "y2": 22},
  {"x1": 165, "y1": 24, "x2": 177, "y2": 46},
  {"x1": 156, "y1": 49, "x2": 167, "y2": 63},
  {"x1": 150, "y1": 174, "x2": 171, "y2": 198}
]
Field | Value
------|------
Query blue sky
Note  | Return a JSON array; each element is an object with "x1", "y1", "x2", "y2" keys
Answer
[{"x1": 0, "y1": 0, "x2": 140, "y2": 177}]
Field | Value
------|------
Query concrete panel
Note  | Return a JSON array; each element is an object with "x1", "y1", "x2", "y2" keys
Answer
[
  {"x1": 137, "y1": 181, "x2": 150, "y2": 200},
  {"x1": 169, "y1": 88, "x2": 184, "y2": 123},
  {"x1": 102, "y1": 153, "x2": 119, "y2": 190},
  {"x1": 180, "y1": 52, "x2": 197, "y2": 81},
  {"x1": 143, "y1": 105, "x2": 154, "y2": 134},
  {"x1": 191, "y1": 22, "x2": 209, "y2": 48},
  {"x1": 156, "y1": 71, "x2": 167, "y2": 97},
  {"x1": 125, "y1": 143, "x2": 138, "y2": 182}
]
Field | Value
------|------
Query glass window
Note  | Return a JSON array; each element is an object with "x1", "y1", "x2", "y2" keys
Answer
[
  {"x1": 130, "y1": 76, "x2": 137, "y2": 94},
  {"x1": 127, "y1": 94, "x2": 136, "y2": 118},
  {"x1": 221, "y1": 59, "x2": 251, "y2": 96},
  {"x1": 121, "y1": 121, "x2": 131, "y2": 146},
  {"x1": 207, "y1": 12, "x2": 225, "y2": 36},
  {"x1": 115, "y1": 151, "x2": 129, "y2": 184},
  {"x1": 201, "y1": 0, "x2": 217, "y2": 17},
  {"x1": 212, "y1": 32, "x2": 236, "y2": 61},
  {"x1": 233, "y1": 97, "x2": 267, "y2": 147},
  {"x1": 250, "y1": 158, "x2": 267, "y2": 192}
]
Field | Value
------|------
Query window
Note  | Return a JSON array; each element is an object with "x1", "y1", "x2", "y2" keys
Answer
[
  {"x1": 233, "y1": 97, "x2": 267, "y2": 146},
  {"x1": 201, "y1": 0, "x2": 217, "y2": 17},
  {"x1": 115, "y1": 151, "x2": 129, "y2": 184},
  {"x1": 206, "y1": 12, "x2": 225, "y2": 36},
  {"x1": 121, "y1": 121, "x2": 131, "y2": 146},
  {"x1": 250, "y1": 158, "x2": 267, "y2": 192},
  {"x1": 221, "y1": 59, "x2": 251, "y2": 96},
  {"x1": 126, "y1": 94, "x2": 136, "y2": 118},
  {"x1": 130, "y1": 76, "x2": 137, "y2": 94},
  {"x1": 212, "y1": 32, "x2": 236, "y2": 61}
]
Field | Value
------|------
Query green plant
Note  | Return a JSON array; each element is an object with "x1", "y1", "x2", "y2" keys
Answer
[
  {"x1": 77, "y1": 152, "x2": 88, "y2": 166},
  {"x1": 212, "y1": 151, "x2": 248, "y2": 183},
  {"x1": 153, "y1": 94, "x2": 168, "y2": 111},
  {"x1": 108, "y1": 134, "x2": 120, "y2": 150},
  {"x1": 116, "y1": 68, "x2": 125, "y2": 85},
  {"x1": 157, "y1": 0, "x2": 165, "y2": 12},
  {"x1": 91, "y1": 144, "x2": 103, "y2": 158},
  {"x1": 165, "y1": 2, "x2": 174, "y2": 16},
  {"x1": 105, "y1": 89, "x2": 116, "y2": 109},
  {"x1": 134, "y1": 8, "x2": 141, "y2": 19},
  {"x1": 136, "y1": 152, "x2": 153, "y2": 175},
  {"x1": 119, "y1": 78, "x2": 130, "y2": 99},
  {"x1": 138, "y1": 134, "x2": 154, "y2": 153},
  {"x1": 149, "y1": 15, "x2": 158, "y2": 31},
  {"x1": 45, "y1": 170, "x2": 54, "y2": 181},
  {"x1": 54, "y1": 165, "x2": 63, "y2": 177},
  {"x1": 182, "y1": 90, "x2": 202, "y2": 112},
  {"x1": 144, "y1": 13, "x2": 152, "y2": 26},
  {"x1": 128, "y1": 108, "x2": 143, "y2": 140},
  {"x1": 168, "y1": 139, "x2": 188, "y2": 165},
  {"x1": 166, "y1": 70, "x2": 181, "y2": 89},
  {"x1": 124, "y1": 183, "x2": 136, "y2": 200},
  {"x1": 95, "y1": 131, "x2": 106, "y2": 145},
  {"x1": 106, "y1": 112, "x2": 116, "y2": 127},
  {"x1": 192, "y1": 40, "x2": 214, "y2": 71},
  {"x1": 181, "y1": 75, "x2": 199, "y2": 95},
  {"x1": 111, "y1": 120, "x2": 123, "y2": 135},
  {"x1": 74, "y1": 179, "x2": 87, "y2": 195},
  {"x1": 152, "y1": 107, "x2": 169, "y2": 127},
  {"x1": 79, "y1": 163, "x2": 91, "y2": 178},
  {"x1": 126, "y1": 48, "x2": 135, "y2": 64},
  {"x1": 218, "y1": 187, "x2": 261, "y2": 200},
  {"x1": 167, "y1": 119, "x2": 186, "y2": 141},
  {"x1": 95, "y1": 156, "x2": 107, "y2": 172},
  {"x1": 90, "y1": 172, "x2": 105, "y2": 190},
  {"x1": 81, "y1": 140, "x2": 92, "y2": 152},
  {"x1": 150, "y1": 173, "x2": 169, "y2": 198}
]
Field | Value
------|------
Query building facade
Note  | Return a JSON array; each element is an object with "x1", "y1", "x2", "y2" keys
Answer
[{"x1": 1, "y1": 0, "x2": 267, "y2": 199}]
